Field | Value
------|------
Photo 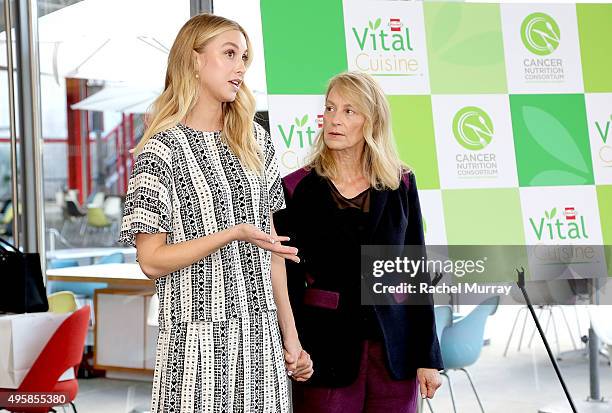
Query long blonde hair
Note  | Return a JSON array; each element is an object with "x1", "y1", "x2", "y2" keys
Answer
[
  {"x1": 135, "y1": 13, "x2": 261, "y2": 171},
  {"x1": 308, "y1": 72, "x2": 404, "y2": 190}
]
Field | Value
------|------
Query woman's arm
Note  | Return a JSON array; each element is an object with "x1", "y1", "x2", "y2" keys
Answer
[
  {"x1": 269, "y1": 218, "x2": 303, "y2": 374},
  {"x1": 135, "y1": 223, "x2": 298, "y2": 280},
  {"x1": 404, "y1": 171, "x2": 443, "y2": 398},
  {"x1": 270, "y1": 219, "x2": 299, "y2": 342}
]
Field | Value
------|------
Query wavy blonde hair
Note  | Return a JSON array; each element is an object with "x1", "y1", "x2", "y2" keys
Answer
[
  {"x1": 134, "y1": 13, "x2": 261, "y2": 171},
  {"x1": 308, "y1": 71, "x2": 405, "y2": 190}
]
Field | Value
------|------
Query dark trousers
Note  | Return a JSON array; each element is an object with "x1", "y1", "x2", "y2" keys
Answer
[{"x1": 292, "y1": 340, "x2": 419, "y2": 413}]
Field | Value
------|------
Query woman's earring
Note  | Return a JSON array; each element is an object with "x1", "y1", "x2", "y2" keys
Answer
[{"x1": 195, "y1": 73, "x2": 199, "y2": 79}]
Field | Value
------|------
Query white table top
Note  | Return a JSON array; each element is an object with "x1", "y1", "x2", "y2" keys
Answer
[
  {"x1": 46, "y1": 247, "x2": 136, "y2": 260},
  {"x1": 46, "y1": 263, "x2": 152, "y2": 286}
]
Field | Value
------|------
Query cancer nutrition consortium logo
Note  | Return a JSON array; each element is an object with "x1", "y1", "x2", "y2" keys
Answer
[
  {"x1": 452, "y1": 107, "x2": 494, "y2": 151},
  {"x1": 521, "y1": 12, "x2": 561, "y2": 56}
]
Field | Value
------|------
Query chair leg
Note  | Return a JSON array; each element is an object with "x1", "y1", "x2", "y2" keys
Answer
[
  {"x1": 60, "y1": 220, "x2": 69, "y2": 238},
  {"x1": 558, "y1": 306, "x2": 577, "y2": 350},
  {"x1": 79, "y1": 217, "x2": 87, "y2": 236},
  {"x1": 71, "y1": 401, "x2": 77, "y2": 413},
  {"x1": 529, "y1": 307, "x2": 551, "y2": 348},
  {"x1": 459, "y1": 368, "x2": 485, "y2": 413},
  {"x1": 504, "y1": 306, "x2": 525, "y2": 356},
  {"x1": 517, "y1": 305, "x2": 530, "y2": 352},
  {"x1": 440, "y1": 371, "x2": 457, "y2": 413},
  {"x1": 574, "y1": 306, "x2": 583, "y2": 343},
  {"x1": 550, "y1": 307, "x2": 561, "y2": 358}
]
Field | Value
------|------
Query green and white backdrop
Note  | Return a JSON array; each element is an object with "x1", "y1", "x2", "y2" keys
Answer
[{"x1": 259, "y1": 0, "x2": 612, "y2": 280}]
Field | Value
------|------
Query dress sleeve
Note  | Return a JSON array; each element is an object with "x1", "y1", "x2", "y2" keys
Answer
[
  {"x1": 260, "y1": 124, "x2": 286, "y2": 213},
  {"x1": 118, "y1": 135, "x2": 174, "y2": 247}
]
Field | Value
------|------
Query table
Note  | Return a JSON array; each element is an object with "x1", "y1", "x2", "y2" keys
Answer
[
  {"x1": 46, "y1": 247, "x2": 136, "y2": 264},
  {"x1": 46, "y1": 264, "x2": 155, "y2": 377},
  {"x1": 46, "y1": 263, "x2": 153, "y2": 288},
  {"x1": 0, "y1": 312, "x2": 74, "y2": 388}
]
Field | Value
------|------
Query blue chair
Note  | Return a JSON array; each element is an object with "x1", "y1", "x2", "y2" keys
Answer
[
  {"x1": 48, "y1": 259, "x2": 79, "y2": 269},
  {"x1": 48, "y1": 282, "x2": 108, "y2": 297},
  {"x1": 98, "y1": 252, "x2": 124, "y2": 264},
  {"x1": 439, "y1": 296, "x2": 499, "y2": 413},
  {"x1": 47, "y1": 259, "x2": 107, "y2": 296},
  {"x1": 435, "y1": 306, "x2": 453, "y2": 343}
]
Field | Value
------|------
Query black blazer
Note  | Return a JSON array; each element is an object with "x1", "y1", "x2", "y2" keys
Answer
[{"x1": 274, "y1": 168, "x2": 443, "y2": 387}]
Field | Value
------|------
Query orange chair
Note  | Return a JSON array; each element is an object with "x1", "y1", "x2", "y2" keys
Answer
[{"x1": 0, "y1": 306, "x2": 90, "y2": 412}]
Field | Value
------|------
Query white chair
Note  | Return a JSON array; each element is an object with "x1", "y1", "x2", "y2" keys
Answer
[
  {"x1": 587, "y1": 305, "x2": 612, "y2": 364},
  {"x1": 504, "y1": 280, "x2": 581, "y2": 359},
  {"x1": 88, "y1": 192, "x2": 106, "y2": 209},
  {"x1": 66, "y1": 189, "x2": 79, "y2": 203},
  {"x1": 147, "y1": 293, "x2": 159, "y2": 327},
  {"x1": 103, "y1": 196, "x2": 123, "y2": 221},
  {"x1": 129, "y1": 294, "x2": 159, "y2": 413}
]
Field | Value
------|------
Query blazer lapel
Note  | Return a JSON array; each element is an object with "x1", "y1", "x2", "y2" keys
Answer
[{"x1": 368, "y1": 189, "x2": 388, "y2": 242}]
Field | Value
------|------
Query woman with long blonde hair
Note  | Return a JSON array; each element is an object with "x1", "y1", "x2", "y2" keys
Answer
[
  {"x1": 119, "y1": 14, "x2": 312, "y2": 412},
  {"x1": 276, "y1": 72, "x2": 442, "y2": 413}
]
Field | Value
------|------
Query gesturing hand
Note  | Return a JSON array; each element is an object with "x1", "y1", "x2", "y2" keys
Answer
[{"x1": 233, "y1": 223, "x2": 300, "y2": 263}]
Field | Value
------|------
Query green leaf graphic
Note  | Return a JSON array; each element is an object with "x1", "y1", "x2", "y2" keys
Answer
[
  {"x1": 294, "y1": 117, "x2": 300, "y2": 127},
  {"x1": 550, "y1": 208, "x2": 557, "y2": 219},
  {"x1": 374, "y1": 18, "x2": 381, "y2": 30},
  {"x1": 522, "y1": 106, "x2": 590, "y2": 175},
  {"x1": 300, "y1": 114, "x2": 309, "y2": 126},
  {"x1": 545, "y1": 210, "x2": 550, "y2": 219},
  {"x1": 368, "y1": 21, "x2": 373, "y2": 30},
  {"x1": 440, "y1": 31, "x2": 504, "y2": 66},
  {"x1": 529, "y1": 170, "x2": 589, "y2": 186},
  {"x1": 429, "y1": 3, "x2": 462, "y2": 52}
]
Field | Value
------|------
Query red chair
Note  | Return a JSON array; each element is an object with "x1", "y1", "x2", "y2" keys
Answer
[{"x1": 1, "y1": 306, "x2": 90, "y2": 413}]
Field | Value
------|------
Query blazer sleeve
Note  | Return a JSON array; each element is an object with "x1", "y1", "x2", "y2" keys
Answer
[
  {"x1": 404, "y1": 171, "x2": 444, "y2": 370},
  {"x1": 273, "y1": 179, "x2": 306, "y2": 323}
]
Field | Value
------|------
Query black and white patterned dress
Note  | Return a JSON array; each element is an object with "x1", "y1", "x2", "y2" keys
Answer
[{"x1": 119, "y1": 122, "x2": 290, "y2": 412}]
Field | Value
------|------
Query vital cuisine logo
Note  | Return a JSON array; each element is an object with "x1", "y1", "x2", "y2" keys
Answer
[
  {"x1": 452, "y1": 107, "x2": 494, "y2": 151},
  {"x1": 277, "y1": 114, "x2": 320, "y2": 150},
  {"x1": 275, "y1": 114, "x2": 322, "y2": 170},
  {"x1": 595, "y1": 114, "x2": 612, "y2": 166},
  {"x1": 521, "y1": 13, "x2": 560, "y2": 56},
  {"x1": 351, "y1": 16, "x2": 419, "y2": 77},
  {"x1": 529, "y1": 207, "x2": 589, "y2": 241}
]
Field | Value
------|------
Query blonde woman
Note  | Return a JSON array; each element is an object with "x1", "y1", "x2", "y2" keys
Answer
[
  {"x1": 275, "y1": 72, "x2": 442, "y2": 413},
  {"x1": 119, "y1": 14, "x2": 311, "y2": 412}
]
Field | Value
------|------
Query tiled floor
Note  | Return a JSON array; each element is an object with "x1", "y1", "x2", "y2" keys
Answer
[{"x1": 69, "y1": 305, "x2": 612, "y2": 413}]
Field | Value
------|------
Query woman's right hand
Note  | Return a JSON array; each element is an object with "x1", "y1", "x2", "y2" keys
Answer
[{"x1": 232, "y1": 223, "x2": 300, "y2": 263}]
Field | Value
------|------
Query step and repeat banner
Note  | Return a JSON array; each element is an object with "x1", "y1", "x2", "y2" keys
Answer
[{"x1": 260, "y1": 1, "x2": 612, "y2": 278}]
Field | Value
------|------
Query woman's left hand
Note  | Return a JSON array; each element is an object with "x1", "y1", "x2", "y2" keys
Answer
[
  {"x1": 283, "y1": 336, "x2": 302, "y2": 377},
  {"x1": 416, "y1": 368, "x2": 442, "y2": 399}
]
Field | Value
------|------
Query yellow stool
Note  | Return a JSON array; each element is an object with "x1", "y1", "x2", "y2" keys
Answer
[{"x1": 47, "y1": 291, "x2": 78, "y2": 313}]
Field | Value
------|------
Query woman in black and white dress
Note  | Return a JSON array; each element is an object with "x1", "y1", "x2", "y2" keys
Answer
[{"x1": 119, "y1": 14, "x2": 312, "y2": 412}]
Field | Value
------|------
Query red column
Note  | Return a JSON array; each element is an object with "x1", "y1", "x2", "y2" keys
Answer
[
  {"x1": 121, "y1": 114, "x2": 128, "y2": 193},
  {"x1": 128, "y1": 114, "x2": 135, "y2": 176},
  {"x1": 114, "y1": 130, "x2": 121, "y2": 194},
  {"x1": 85, "y1": 103, "x2": 92, "y2": 196},
  {"x1": 66, "y1": 78, "x2": 87, "y2": 205}
]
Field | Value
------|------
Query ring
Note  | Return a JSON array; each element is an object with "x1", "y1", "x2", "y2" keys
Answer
[{"x1": 270, "y1": 238, "x2": 275, "y2": 244}]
